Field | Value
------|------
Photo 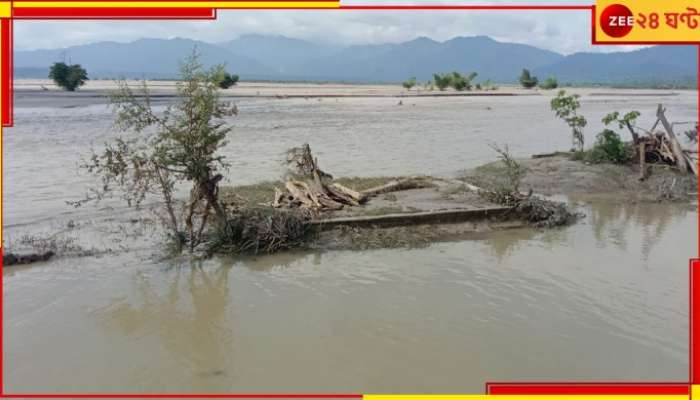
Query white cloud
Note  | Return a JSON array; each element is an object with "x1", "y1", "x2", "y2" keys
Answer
[{"x1": 13, "y1": 4, "x2": 647, "y2": 55}]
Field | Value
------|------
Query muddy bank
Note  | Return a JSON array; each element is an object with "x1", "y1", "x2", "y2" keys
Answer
[
  {"x1": 461, "y1": 154, "x2": 698, "y2": 203},
  {"x1": 217, "y1": 175, "x2": 579, "y2": 254},
  {"x1": 2, "y1": 251, "x2": 55, "y2": 266}
]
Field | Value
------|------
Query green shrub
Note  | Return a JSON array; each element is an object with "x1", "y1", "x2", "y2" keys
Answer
[
  {"x1": 539, "y1": 76, "x2": 558, "y2": 90},
  {"x1": 590, "y1": 129, "x2": 632, "y2": 163},
  {"x1": 49, "y1": 62, "x2": 88, "y2": 91},
  {"x1": 576, "y1": 130, "x2": 631, "y2": 164}
]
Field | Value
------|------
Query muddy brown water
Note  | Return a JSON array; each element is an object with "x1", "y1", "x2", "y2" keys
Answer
[{"x1": 3, "y1": 87, "x2": 698, "y2": 392}]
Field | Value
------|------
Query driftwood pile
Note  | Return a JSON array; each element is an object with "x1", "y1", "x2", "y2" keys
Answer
[
  {"x1": 271, "y1": 144, "x2": 367, "y2": 211},
  {"x1": 635, "y1": 104, "x2": 698, "y2": 179},
  {"x1": 272, "y1": 144, "x2": 426, "y2": 213}
]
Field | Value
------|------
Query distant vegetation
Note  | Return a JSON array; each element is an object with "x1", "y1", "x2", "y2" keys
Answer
[
  {"x1": 519, "y1": 69, "x2": 539, "y2": 89},
  {"x1": 402, "y1": 77, "x2": 417, "y2": 90},
  {"x1": 539, "y1": 76, "x2": 558, "y2": 90},
  {"x1": 214, "y1": 66, "x2": 239, "y2": 89},
  {"x1": 431, "y1": 72, "x2": 478, "y2": 91},
  {"x1": 49, "y1": 62, "x2": 88, "y2": 91}
]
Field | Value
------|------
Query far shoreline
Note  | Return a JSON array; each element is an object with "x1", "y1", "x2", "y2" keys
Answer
[{"x1": 12, "y1": 79, "x2": 694, "y2": 108}]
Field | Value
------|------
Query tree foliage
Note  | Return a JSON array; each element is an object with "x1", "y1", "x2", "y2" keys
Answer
[
  {"x1": 550, "y1": 90, "x2": 587, "y2": 151},
  {"x1": 602, "y1": 110, "x2": 640, "y2": 130},
  {"x1": 79, "y1": 52, "x2": 238, "y2": 252},
  {"x1": 519, "y1": 69, "x2": 539, "y2": 89},
  {"x1": 49, "y1": 62, "x2": 88, "y2": 91}
]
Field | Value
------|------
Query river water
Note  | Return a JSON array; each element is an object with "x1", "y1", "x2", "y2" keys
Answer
[{"x1": 3, "y1": 87, "x2": 698, "y2": 392}]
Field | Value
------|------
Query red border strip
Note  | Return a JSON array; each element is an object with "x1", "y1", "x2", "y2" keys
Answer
[
  {"x1": 486, "y1": 383, "x2": 690, "y2": 395},
  {"x1": 1, "y1": 19, "x2": 11, "y2": 127},
  {"x1": 13, "y1": 7, "x2": 216, "y2": 18},
  {"x1": 1, "y1": 4, "x2": 699, "y2": 399},
  {"x1": 692, "y1": 259, "x2": 700, "y2": 384}
]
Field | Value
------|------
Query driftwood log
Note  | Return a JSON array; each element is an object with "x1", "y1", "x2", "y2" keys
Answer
[{"x1": 656, "y1": 104, "x2": 689, "y2": 173}]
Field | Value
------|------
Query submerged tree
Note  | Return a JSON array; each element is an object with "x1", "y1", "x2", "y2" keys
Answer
[
  {"x1": 550, "y1": 90, "x2": 587, "y2": 151},
  {"x1": 79, "y1": 52, "x2": 237, "y2": 252},
  {"x1": 49, "y1": 62, "x2": 88, "y2": 91}
]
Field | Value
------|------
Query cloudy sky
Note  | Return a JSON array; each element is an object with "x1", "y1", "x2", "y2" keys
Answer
[{"x1": 14, "y1": 0, "x2": 645, "y2": 55}]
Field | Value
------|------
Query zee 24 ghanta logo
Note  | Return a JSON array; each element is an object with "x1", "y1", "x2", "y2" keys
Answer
[{"x1": 600, "y1": 3, "x2": 700, "y2": 38}]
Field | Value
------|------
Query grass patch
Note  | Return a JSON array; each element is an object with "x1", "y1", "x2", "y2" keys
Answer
[{"x1": 220, "y1": 181, "x2": 282, "y2": 207}]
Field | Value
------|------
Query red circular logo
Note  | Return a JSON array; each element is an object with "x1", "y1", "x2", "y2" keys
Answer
[{"x1": 600, "y1": 4, "x2": 634, "y2": 38}]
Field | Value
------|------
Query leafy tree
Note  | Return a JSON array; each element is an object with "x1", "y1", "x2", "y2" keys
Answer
[
  {"x1": 433, "y1": 73, "x2": 452, "y2": 91},
  {"x1": 519, "y1": 69, "x2": 539, "y2": 89},
  {"x1": 79, "y1": 52, "x2": 238, "y2": 252},
  {"x1": 550, "y1": 90, "x2": 587, "y2": 151},
  {"x1": 402, "y1": 77, "x2": 417, "y2": 90},
  {"x1": 602, "y1": 110, "x2": 641, "y2": 143},
  {"x1": 49, "y1": 62, "x2": 88, "y2": 91},
  {"x1": 539, "y1": 76, "x2": 558, "y2": 90}
]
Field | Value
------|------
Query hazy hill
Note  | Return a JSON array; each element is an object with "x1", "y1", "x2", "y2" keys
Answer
[
  {"x1": 14, "y1": 37, "x2": 275, "y2": 79},
  {"x1": 534, "y1": 45, "x2": 697, "y2": 86},
  {"x1": 13, "y1": 35, "x2": 698, "y2": 86},
  {"x1": 217, "y1": 34, "x2": 336, "y2": 76},
  {"x1": 296, "y1": 36, "x2": 564, "y2": 82}
]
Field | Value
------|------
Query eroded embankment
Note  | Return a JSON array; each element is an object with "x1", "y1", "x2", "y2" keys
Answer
[{"x1": 461, "y1": 154, "x2": 698, "y2": 203}]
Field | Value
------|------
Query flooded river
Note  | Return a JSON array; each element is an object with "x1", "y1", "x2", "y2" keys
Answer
[{"x1": 3, "y1": 86, "x2": 697, "y2": 392}]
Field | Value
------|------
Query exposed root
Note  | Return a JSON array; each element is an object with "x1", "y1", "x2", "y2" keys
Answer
[{"x1": 511, "y1": 197, "x2": 581, "y2": 228}]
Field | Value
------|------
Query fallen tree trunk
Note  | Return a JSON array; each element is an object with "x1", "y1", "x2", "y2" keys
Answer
[
  {"x1": 362, "y1": 178, "x2": 429, "y2": 197},
  {"x1": 331, "y1": 183, "x2": 367, "y2": 203}
]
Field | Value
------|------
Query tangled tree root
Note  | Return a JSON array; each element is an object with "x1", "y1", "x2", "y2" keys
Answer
[
  {"x1": 208, "y1": 208, "x2": 312, "y2": 255},
  {"x1": 511, "y1": 196, "x2": 581, "y2": 228}
]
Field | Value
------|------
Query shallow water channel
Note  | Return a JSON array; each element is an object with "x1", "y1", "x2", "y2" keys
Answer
[{"x1": 3, "y1": 88, "x2": 697, "y2": 392}]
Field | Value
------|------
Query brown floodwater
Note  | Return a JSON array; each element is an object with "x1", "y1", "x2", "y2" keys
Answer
[{"x1": 2, "y1": 86, "x2": 697, "y2": 392}]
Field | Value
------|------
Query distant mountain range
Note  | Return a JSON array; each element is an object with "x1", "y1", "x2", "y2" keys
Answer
[{"x1": 14, "y1": 34, "x2": 698, "y2": 86}]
